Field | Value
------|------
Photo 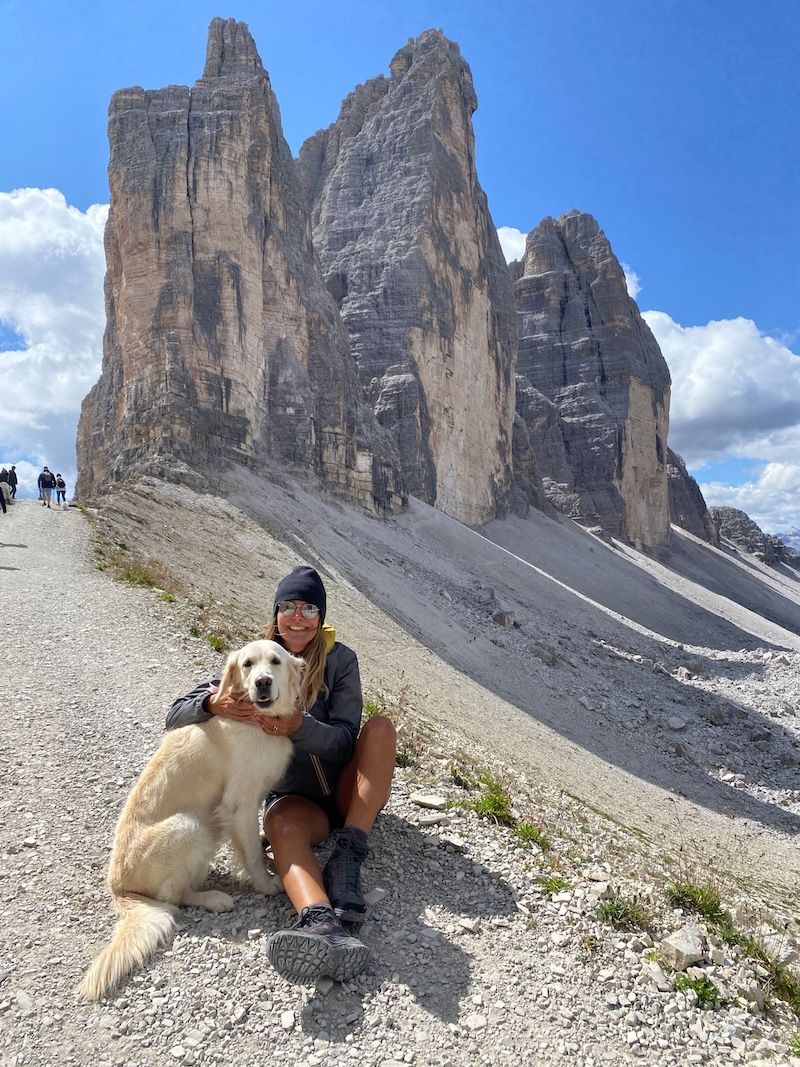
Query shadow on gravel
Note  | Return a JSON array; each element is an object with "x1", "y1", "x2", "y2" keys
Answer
[
  {"x1": 0, "y1": 566, "x2": 19, "y2": 570},
  {"x1": 185, "y1": 814, "x2": 515, "y2": 1032},
  {"x1": 295, "y1": 813, "x2": 517, "y2": 1034},
  {"x1": 0, "y1": 542, "x2": 27, "y2": 548}
]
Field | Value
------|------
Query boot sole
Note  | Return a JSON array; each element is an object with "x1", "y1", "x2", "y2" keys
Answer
[{"x1": 266, "y1": 931, "x2": 371, "y2": 983}]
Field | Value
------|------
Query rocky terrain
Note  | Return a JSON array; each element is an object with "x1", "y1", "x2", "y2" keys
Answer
[
  {"x1": 3, "y1": 483, "x2": 800, "y2": 1066},
  {"x1": 710, "y1": 508, "x2": 800, "y2": 570}
]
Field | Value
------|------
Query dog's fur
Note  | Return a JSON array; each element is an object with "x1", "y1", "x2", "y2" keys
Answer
[{"x1": 78, "y1": 640, "x2": 303, "y2": 1002}]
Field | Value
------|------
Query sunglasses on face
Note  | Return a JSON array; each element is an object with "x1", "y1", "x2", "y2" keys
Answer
[{"x1": 276, "y1": 601, "x2": 320, "y2": 619}]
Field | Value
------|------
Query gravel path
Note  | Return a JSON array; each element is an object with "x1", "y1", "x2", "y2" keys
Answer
[{"x1": 1, "y1": 500, "x2": 799, "y2": 1067}]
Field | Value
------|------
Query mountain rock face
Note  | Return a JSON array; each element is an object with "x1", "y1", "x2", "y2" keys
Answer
[
  {"x1": 667, "y1": 449, "x2": 719, "y2": 545},
  {"x1": 710, "y1": 506, "x2": 800, "y2": 568},
  {"x1": 513, "y1": 212, "x2": 671, "y2": 548},
  {"x1": 297, "y1": 30, "x2": 516, "y2": 526},
  {"x1": 76, "y1": 18, "x2": 404, "y2": 515}
]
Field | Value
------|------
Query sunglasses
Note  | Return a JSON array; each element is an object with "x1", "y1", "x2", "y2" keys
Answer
[{"x1": 276, "y1": 601, "x2": 320, "y2": 619}]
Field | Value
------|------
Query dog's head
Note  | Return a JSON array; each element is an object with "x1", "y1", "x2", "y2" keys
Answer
[{"x1": 219, "y1": 639, "x2": 305, "y2": 717}]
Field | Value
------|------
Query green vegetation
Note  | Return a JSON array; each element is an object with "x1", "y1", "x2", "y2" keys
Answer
[
  {"x1": 514, "y1": 821, "x2": 551, "y2": 852},
  {"x1": 666, "y1": 881, "x2": 727, "y2": 924},
  {"x1": 395, "y1": 749, "x2": 416, "y2": 768},
  {"x1": 205, "y1": 633, "x2": 228, "y2": 653},
  {"x1": 189, "y1": 623, "x2": 201, "y2": 638},
  {"x1": 118, "y1": 561, "x2": 158, "y2": 588},
  {"x1": 362, "y1": 698, "x2": 385, "y2": 720},
  {"x1": 788, "y1": 1033, "x2": 800, "y2": 1056},
  {"x1": 596, "y1": 898, "x2": 648, "y2": 930},
  {"x1": 534, "y1": 875, "x2": 569, "y2": 895},
  {"x1": 665, "y1": 879, "x2": 800, "y2": 1014},
  {"x1": 472, "y1": 773, "x2": 516, "y2": 827},
  {"x1": 450, "y1": 762, "x2": 478, "y2": 790},
  {"x1": 158, "y1": 591, "x2": 176, "y2": 603},
  {"x1": 674, "y1": 973, "x2": 727, "y2": 1011}
]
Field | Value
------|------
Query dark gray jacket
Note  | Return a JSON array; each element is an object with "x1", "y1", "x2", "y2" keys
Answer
[{"x1": 165, "y1": 640, "x2": 362, "y2": 799}]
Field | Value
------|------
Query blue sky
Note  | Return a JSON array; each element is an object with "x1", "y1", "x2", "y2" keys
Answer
[{"x1": 1, "y1": 0, "x2": 799, "y2": 533}]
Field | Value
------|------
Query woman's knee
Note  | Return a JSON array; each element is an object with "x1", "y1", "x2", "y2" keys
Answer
[
  {"x1": 359, "y1": 715, "x2": 397, "y2": 750},
  {"x1": 265, "y1": 798, "x2": 325, "y2": 845}
]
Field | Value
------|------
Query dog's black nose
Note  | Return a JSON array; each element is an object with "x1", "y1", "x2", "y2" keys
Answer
[{"x1": 254, "y1": 674, "x2": 273, "y2": 693}]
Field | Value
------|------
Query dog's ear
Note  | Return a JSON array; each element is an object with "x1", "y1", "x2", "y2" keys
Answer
[
  {"x1": 219, "y1": 652, "x2": 242, "y2": 696},
  {"x1": 288, "y1": 654, "x2": 306, "y2": 685}
]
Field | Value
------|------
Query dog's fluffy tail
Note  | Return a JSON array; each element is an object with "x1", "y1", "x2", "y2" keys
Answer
[{"x1": 77, "y1": 893, "x2": 179, "y2": 1002}]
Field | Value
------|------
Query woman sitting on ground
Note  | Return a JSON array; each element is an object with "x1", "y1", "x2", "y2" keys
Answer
[{"x1": 166, "y1": 565, "x2": 396, "y2": 983}]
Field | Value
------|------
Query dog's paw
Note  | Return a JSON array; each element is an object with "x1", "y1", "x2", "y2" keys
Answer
[
  {"x1": 253, "y1": 872, "x2": 283, "y2": 896},
  {"x1": 200, "y1": 890, "x2": 236, "y2": 913}
]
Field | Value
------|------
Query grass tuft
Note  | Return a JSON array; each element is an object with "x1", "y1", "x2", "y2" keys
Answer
[
  {"x1": 596, "y1": 898, "x2": 648, "y2": 930},
  {"x1": 674, "y1": 973, "x2": 727, "y2": 1011},
  {"x1": 205, "y1": 633, "x2": 228, "y2": 653},
  {"x1": 514, "y1": 821, "x2": 550, "y2": 852},
  {"x1": 666, "y1": 881, "x2": 727, "y2": 923},
  {"x1": 534, "y1": 875, "x2": 569, "y2": 896},
  {"x1": 472, "y1": 774, "x2": 516, "y2": 827}
]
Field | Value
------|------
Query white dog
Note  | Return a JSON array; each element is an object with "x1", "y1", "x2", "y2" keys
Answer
[{"x1": 78, "y1": 639, "x2": 303, "y2": 1001}]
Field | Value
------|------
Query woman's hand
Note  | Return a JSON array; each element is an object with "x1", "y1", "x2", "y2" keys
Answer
[
  {"x1": 257, "y1": 708, "x2": 304, "y2": 737},
  {"x1": 207, "y1": 685, "x2": 261, "y2": 726}
]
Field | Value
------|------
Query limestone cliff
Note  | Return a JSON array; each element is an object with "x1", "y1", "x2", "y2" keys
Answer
[
  {"x1": 514, "y1": 212, "x2": 671, "y2": 548},
  {"x1": 76, "y1": 18, "x2": 404, "y2": 514},
  {"x1": 297, "y1": 30, "x2": 516, "y2": 526},
  {"x1": 667, "y1": 449, "x2": 719, "y2": 545}
]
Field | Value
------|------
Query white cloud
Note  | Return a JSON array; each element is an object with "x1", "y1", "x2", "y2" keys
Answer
[
  {"x1": 700, "y1": 462, "x2": 800, "y2": 535},
  {"x1": 0, "y1": 188, "x2": 107, "y2": 496},
  {"x1": 621, "y1": 262, "x2": 641, "y2": 299},
  {"x1": 496, "y1": 226, "x2": 527, "y2": 264},
  {"x1": 644, "y1": 310, "x2": 800, "y2": 468}
]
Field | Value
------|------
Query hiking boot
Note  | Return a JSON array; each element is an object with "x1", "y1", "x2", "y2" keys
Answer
[
  {"x1": 265, "y1": 904, "x2": 370, "y2": 983},
  {"x1": 323, "y1": 826, "x2": 369, "y2": 923}
]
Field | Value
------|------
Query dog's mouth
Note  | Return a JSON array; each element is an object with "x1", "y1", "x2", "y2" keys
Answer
[{"x1": 254, "y1": 697, "x2": 275, "y2": 709}]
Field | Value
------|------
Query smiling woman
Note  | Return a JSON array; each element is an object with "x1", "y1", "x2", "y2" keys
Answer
[{"x1": 164, "y1": 564, "x2": 397, "y2": 986}]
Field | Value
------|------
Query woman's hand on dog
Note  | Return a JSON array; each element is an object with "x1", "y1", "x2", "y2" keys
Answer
[{"x1": 207, "y1": 686, "x2": 302, "y2": 735}]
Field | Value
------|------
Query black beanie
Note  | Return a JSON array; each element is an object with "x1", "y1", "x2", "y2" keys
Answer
[{"x1": 273, "y1": 566, "x2": 327, "y2": 623}]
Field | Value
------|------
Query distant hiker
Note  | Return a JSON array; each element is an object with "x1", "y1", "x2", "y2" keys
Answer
[
  {"x1": 8, "y1": 465, "x2": 17, "y2": 498},
  {"x1": 37, "y1": 466, "x2": 56, "y2": 508},
  {"x1": 55, "y1": 473, "x2": 67, "y2": 506},
  {"x1": 0, "y1": 469, "x2": 9, "y2": 514},
  {"x1": 0, "y1": 477, "x2": 6, "y2": 515}
]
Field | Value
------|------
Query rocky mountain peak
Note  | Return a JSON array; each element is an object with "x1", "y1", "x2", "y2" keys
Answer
[
  {"x1": 202, "y1": 17, "x2": 264, "y2": 81},
  {"x1": 76, "y1": 18, "x2": 404, "y2": 514},
  {"x1": 297, "y1": 29, "x2": 514, "y2": 526},
  {"x1": 514, "y1": 210, "x2": 671, "y2": 547}
]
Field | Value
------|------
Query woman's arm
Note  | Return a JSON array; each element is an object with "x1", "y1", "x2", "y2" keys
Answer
[
  {"x1": 165, "y1": 678, "x2": 217, "y2": 730},
  {"x1": 289, "y1": 647, "x2": 362, "y2": 763}
]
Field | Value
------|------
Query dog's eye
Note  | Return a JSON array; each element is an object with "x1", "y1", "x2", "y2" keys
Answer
[
  {"x1": 242, "y1": 659, "x2": 252, "y2": 668},
  {"x1": 269, "y1": 654, "x2": 281, "y2": 665}
]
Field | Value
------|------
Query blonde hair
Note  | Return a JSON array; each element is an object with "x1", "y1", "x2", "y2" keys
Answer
[{"x1": 261, "y1": 619, "x2": 329, "y2": 710}]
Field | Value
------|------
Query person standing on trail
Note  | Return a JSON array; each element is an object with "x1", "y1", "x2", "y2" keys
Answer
[
  {"x1": 55, "y1": 474, "x2": 67, "y2": 507},
  {"x1": 8, "y1": 465, "x2": 17, "y2": 498},
  {"x1": 166, "y1": 565, "x2": 396, "y2": 985},
  {"x1": 37, "y1": 467, "x2": 56, "y2": 508}
]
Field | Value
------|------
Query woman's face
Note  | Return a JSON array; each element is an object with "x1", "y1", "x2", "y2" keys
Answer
[{"x1": 275, "y1": 601, "x2": 320, "y2": 653}]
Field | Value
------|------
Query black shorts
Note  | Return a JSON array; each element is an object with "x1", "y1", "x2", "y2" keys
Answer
[{"x1": 263, "y1": 790, "x2": 345, "y2": 831}]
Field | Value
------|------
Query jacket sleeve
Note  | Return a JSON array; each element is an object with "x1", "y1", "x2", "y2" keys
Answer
[
  {"x1": 165, "y1": 676, "x2": 219, "y2": 730},
  {"x1": 290, "y1": 647, "x2": 362, "y2": 764}
]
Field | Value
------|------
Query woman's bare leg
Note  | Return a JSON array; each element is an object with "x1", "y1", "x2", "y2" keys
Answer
[
  {"x1": 265, "y1": 796, "x2": 331, "y2": 912},
  {"x1": 336, "y1": 715, "x2": 397, "y2": 831}
]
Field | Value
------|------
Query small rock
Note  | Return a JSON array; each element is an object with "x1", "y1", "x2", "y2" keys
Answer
[
  {"x1": 659, "y1": 924, "x2": 707, "y2": 971},
  {"x1": 281, "y1": 1010, "x2": 295, "y2": 1030},
  {"x1": 409, "y1": 793, "x2": 448, "y2": 810}
]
